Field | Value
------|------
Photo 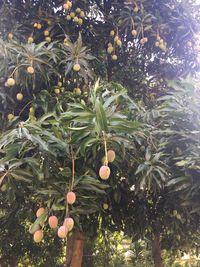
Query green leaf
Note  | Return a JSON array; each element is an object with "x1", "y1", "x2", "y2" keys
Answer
[
  {"x1": 167, "y1": 176, "x2": 189, "y2": 187},
  {"x1": 11, "y1": 171, "x2": 32, "y2": 183},
  {"x1": 52, "y1": 203, "x2": 65, "y2": 211},
  {"x1": 80, "y1": 137, "x2": 98, "y2": 155},
  {"x1": 95, "y1": 98, "x2": 108, "y2": 133},
  {"x1": 29, "y1": 211, "x2": 48, "y2": 234}
]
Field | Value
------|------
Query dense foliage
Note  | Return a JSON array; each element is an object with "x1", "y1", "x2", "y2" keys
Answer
[{"x1": 0, "y1": 0, "x2": 200, "y2": 266}]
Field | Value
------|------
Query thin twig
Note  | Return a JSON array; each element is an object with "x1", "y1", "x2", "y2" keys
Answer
[
  {"x1": 0, "y1": 171, "x2": 9, "y2": 187},
  {"x1": 102, "y1": 131, "x2": 108, "y2": 165}
]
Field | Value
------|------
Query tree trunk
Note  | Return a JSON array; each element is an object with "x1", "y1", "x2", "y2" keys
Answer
[
  {"x1": 152, "y1": 234, "x2": 164, "y2": 267},
  {"x1": 66, "y1": 230, "x2": 85, "y2": 267}
]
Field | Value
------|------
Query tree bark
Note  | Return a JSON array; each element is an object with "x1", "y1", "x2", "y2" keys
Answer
[
  {"x1": 66, "y1": 230, "x2": 85, "y2": 267},
  {"x1": 152, "y1": 234, "x2": 164, "y2": 267}
]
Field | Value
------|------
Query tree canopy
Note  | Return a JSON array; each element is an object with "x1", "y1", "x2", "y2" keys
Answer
[{"x1": 0, "y1": 0, "x2": 200, "y2": 266}]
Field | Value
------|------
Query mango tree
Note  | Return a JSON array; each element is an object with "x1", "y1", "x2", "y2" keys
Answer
[{"x1": 0, "y1": 1, "x2": 200, "y2": 267}]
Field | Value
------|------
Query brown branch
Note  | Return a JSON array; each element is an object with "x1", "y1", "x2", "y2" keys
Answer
[{"x1": 0, "y1": 171, "x2": 9, "y2": 187}]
